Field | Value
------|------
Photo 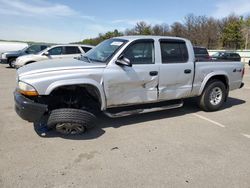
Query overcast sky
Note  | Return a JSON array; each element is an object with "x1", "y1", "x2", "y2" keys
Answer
[{"x1": 0, "y1": 0, "x2": 250, "y2": 43}]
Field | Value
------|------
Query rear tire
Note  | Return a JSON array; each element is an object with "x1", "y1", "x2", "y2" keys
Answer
[
  {"x1": 8, "y1": 58, "x2": 16, "y2": 68},
  {"x1": 47, "y1": 108, "x2": 96, "y2": 135},
  {"x1": 199, "y1": 80, "x2": 226, "y2": 112}
]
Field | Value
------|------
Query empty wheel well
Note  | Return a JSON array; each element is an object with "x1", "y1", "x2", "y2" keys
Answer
[{"x1": 46, "y1": 85, "x2": 102, "y2": 113}]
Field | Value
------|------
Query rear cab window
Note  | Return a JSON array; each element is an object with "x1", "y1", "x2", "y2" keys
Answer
[
  {"x1": 193, "y1": 47, "x2": 209, "y2": 55},
  {"x1": 81, "y1": 47, "x2": 92, "y2": 53}
]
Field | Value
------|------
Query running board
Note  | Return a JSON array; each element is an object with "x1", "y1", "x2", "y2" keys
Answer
[{"x1": 104, "y1": 101, "x2": 184, "y2": 118}]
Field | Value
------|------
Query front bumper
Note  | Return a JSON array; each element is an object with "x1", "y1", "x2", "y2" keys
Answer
[
  {"x1": 14, "y1": 91, "x2": 48, "y2": 122},
  {"x1": 0, "y1": 59, "x2": 7, "y2": 64}
]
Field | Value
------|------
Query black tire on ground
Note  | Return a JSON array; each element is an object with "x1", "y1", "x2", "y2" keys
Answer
[
  {"x1": 47, "y1": 108, "x2": 96, "y2": 135},
  {"x1": 8, "y1": 58, "x2": 16, "y2": 68},
  {"x1": 198, "y1": 80, "x2": 226, "y2": 112}
]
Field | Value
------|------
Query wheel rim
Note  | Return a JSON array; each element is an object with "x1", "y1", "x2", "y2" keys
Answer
[
  {"x1": 55, "y1": 123, "x2": 86, "y2": 135},
  {"x1": 209, "y1": 87, "x2": 223, "y2": 105},
  {"x1": 11, "y1": 60, "x2": 15, "y2": 67}
]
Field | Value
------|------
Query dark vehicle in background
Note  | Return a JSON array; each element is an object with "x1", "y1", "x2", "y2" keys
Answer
[
  {"x1": 193, "y1": 46, "x2": 210, "y2": 62},
  {"x1": 1, "y1": 44, "x2": 50, "y2": 67},
  {"x1": 211, "y1": 52, "x2": 241, "y2": 62}
]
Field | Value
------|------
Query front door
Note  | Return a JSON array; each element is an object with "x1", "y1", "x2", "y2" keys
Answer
[
  {"x1": 104, "y1": 40, "x2": 159, "y2": 108},
  {"x1": 47, "y1": 46, "x2": 64, "y2": 60}
]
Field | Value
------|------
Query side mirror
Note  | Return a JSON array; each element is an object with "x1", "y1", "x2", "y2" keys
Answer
[
  {"x1": 115, "y1": 55, "x2": 132, "y2": 67},
  {"x1": 43, "y1": 51, "x2": 49, "y2": 56}
]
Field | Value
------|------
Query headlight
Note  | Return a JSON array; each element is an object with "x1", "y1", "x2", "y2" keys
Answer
[
  {"x1": 1, "y1": 53, "x2": 7, "y2": 59},
  {"x1": 18, "y1": 81, "x2": 38, "y2": 96}
]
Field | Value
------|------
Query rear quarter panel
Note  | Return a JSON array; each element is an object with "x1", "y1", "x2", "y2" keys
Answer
[{"x1": 191, "y1": 61, "x2": 244, "y2": 96}]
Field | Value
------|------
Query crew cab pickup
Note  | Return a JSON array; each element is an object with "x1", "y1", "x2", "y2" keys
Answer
[{"x1": 14, "y1": 36, "x2": 244, "y2": 135}]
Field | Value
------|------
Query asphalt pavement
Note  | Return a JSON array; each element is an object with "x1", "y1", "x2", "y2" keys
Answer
[{"x1": 0, "y1": 63, "x2": 250, "y2": 188}]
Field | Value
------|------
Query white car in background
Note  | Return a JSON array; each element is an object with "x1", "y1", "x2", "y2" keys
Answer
[
  {"x1": 14, "y1": 44, "x2": 94, "y2": 68},
  {"x1": 0, "y1": 41, "x2": 28, "y2": 63}
]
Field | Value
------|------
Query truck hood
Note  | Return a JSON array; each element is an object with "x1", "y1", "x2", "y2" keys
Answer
[
  {"x1": 18, "y1": 58, "x2": 106, "y2": 77},
  {"x1": 3, "y1": 50, "x2": 21, "y2": 56}
]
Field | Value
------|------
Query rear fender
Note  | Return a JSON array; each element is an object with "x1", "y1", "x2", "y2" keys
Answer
[{"x1": 198, "y1": 72, "x2": 229, "y2": 95}]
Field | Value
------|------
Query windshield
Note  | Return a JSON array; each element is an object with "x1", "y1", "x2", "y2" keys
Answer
[
  {"x1": 84, "y1": 38, "x2": 127, "y2": 63},
  {"x1": 21, "y1": 46, "x2": 29, "y2": 52}
]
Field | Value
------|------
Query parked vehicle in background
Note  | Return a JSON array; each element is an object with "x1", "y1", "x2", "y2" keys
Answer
[
  {"x1": 193, "y1": 46, "x2": 210, "y2": 61},
  {"x1": 211, "y1": 52, "x2": 241, "y2": 62},
  {"x1": 14, "y1": 44, "x2": 94, "y2": 68},
  {"x1": 1, "y1": 44, "x2": 50, "y2": 68},
  {"x1": 14, "y1": 36, "x2": 244, "y2": 135},
  {"x1": 0, "y1": 41, "x2": 28, "y2": 62}
]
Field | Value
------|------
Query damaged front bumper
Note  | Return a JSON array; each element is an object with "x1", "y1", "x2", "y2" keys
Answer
[{"x1": 14, "y1": 91, "x2": 48, "y2": 122}]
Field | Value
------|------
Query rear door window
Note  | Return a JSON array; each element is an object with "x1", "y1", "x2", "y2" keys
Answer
[
  {"x1": 160, "y1": 40, "x2": 188, "y2": 63},
  {"x1": 64, "y1": 46, "x2": 81, "y2": 54}
]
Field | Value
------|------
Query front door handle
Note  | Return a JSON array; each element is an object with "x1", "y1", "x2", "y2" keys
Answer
[
  {"x1": 149, "y1": 71, "x2": 158, "y2": 76},
  {"x1": 184, "y1": 69, "x2": 192, "y2": 74}
]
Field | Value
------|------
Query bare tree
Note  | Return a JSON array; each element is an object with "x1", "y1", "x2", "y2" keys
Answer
[
  {"x1": 152, "y1": 24, "x2": 170, "y2": 35},
  {"x1": 134, "y1": 21, "x2": 152, "y2": 35},
  {"x1": 170, "y1": 22, "x2": 186, "y2": 37}
]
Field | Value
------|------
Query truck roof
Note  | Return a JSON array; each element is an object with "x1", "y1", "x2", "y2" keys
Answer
[
  {"x1": 51, "y1": 44, "x2": 94, "y2": 48},
  {"x1": 114, "y1": 35, "x2": 190, "y2": 42}
]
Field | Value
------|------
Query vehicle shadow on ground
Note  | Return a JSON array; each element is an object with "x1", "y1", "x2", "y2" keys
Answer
[
  {"x1": 4, "y1": 66, "x2": 13, "y2": 69},
  {"x1": 33, "y1": 97, "x2": 246, "y2": 140}
]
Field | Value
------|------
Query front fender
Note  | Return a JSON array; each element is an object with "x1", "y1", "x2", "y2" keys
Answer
[
  {"x1": 45, "y1": 78, "x2": 106, "y2": 110},
  {"x1": 198, "y1": 71, "x2": 229, "y2": 95}
]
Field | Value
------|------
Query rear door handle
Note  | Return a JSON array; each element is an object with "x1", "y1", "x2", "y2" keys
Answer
[
  {"x1": 149, "y1": 71, "x2": 158, "y2": 76},
  {"x1": 184, "y1": 69, "x2": 192, "y2": 74}
]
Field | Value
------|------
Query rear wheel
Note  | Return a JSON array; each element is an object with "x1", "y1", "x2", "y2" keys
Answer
[
  {"x1": 47, "y1": 108, "x2": 96, "y2": 135},
  {"x1": 8, "y1": 58, "x2": 16, "y2": 68},
  {"x1": 199, "y1": 80, "x2": 226, "y2": 112}
]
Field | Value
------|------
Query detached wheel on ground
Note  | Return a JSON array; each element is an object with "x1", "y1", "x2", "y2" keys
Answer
[
  {"x1": 199, "y1": 80, "x2": 226, "y2": 112},
  {"x1": 8, "y1": 58, "x2": 16, "y2": 68},
  {"x1": 47, "y1": 108, "x2": 96, "y2": 135}
]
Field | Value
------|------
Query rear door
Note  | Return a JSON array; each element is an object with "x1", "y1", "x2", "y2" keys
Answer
[{"x1": 158, "y1": 39, "x2": 194, "y2": 100}]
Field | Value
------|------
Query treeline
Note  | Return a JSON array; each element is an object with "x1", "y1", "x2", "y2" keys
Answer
[{"x1": 80, "y1": 14, "x2": 250, "y2": 50}]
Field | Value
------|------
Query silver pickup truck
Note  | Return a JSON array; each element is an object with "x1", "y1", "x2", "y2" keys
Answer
[{"x1": 14, "y1": 36, "x2": 245, "y2": 135}]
